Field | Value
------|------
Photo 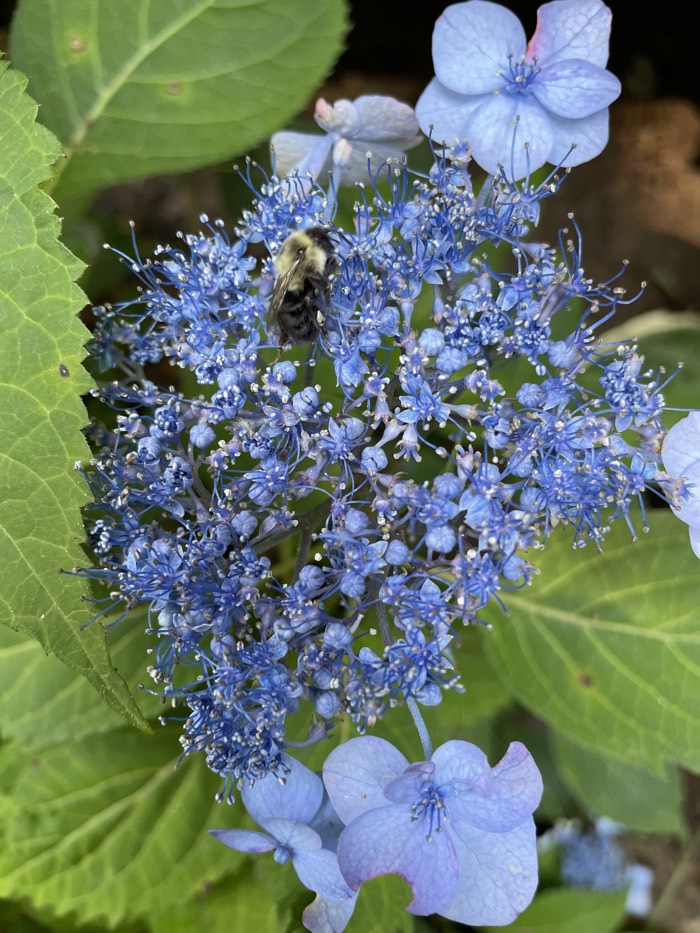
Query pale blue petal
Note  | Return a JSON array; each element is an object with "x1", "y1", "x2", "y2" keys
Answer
[
  {"x1": 431, "y1": 739, "x2": 492, "y2": 790},
  {"x1": 263, "y1": 817, "x2": 322, "y2": 851},
  {"x1": 662, "y1": 412, "x2": 700, "y2": 479},
  {"x1": 337, "y1": 141, "x2": 423, "y2": 185},
  {"x1": 302, "y1": 891, "x2": 359, "y2": 933},
  {"x1": 443, "y1": 741, "x2": 542, "y2": 832},
  {"x1": 544, "y1": 107, "x2": 608, "y2": 167},
  {"x1": 433, "y1": 1, "x2": 526, "y2": 95},
  {"x1": 534, "y1": 60, "x2": 620, "y2": 118},
  {"x1": 337, "y1": 806, "x2": 458, "y2": 914},
  {"x1": 415, "y1": 78, "x2": 486, "y2": 146},
  {"x1": 308, "y1": 793, "x2": 345, "y2": 851},
  {"x1": 242, "y1": 754, "x2": 324, "y2": 826},
  {"x1": 270, "y1": 131, "x2": 333, "y2": 180},
  {"x1": 351, "y1": 95, "x2": 422, "y2": 143},
  {"x1": 440, "y1": 818, "x2": 538, "y2": 926},
  {"x1": 689, "y1": 525, "x2": 700, "y2": 559},
  {"x1": 208, "y1": 828, "x2": 276, "y2": 853},
  {"x1": 662, "y1": 411, "x2": 700, "y2": 530},
  {"x1": 529, "y1": 0, "x2": 613, "y2": 68},
  {"x1": 323, "y1": 736, "x2": 408, "y2": 824},
  {"x1": 384, "y1": 761, "x2": 435, "y2": 804},
  {"x1": 467, "y1": 95, "x2": 553, "y2": 177},
  {"x1": 294, "y1": 847, "x2": 357, "y2": 900}
]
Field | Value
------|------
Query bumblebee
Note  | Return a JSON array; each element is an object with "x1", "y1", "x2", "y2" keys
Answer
[{"x1": 268, "y1": 227, "x2": 334, "y2": 344}]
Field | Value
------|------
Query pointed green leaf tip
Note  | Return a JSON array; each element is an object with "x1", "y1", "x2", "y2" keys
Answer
[{"x1": 0, "y1": 59, "x2": 150, "y2": 732}]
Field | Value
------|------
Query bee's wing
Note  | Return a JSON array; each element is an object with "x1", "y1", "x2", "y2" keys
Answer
[{"x1": 268, "y1": 253, "x2": 303, "y2": 319}]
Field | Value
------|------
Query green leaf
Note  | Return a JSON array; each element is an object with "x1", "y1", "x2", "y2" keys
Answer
[
  {"x1": 0, "y1": 730, "x2": 240, "y2": 927},
  {"x1": 350, "y1": 874, "x2": 414, "y2": 933},
  {"x1": 481, "y1": 887, "x2": 627, "y2": 933},
  {"x1": 9, "y1": 0, "x2": 349, "y2": 211},
  {"x1": 152, "y1": 864, "x2": 281, "y2": 933},
  {"x1": 0, "y1": 59, "x2": 149, "y2": 731},
  {"x1": 482, "y1": 510, "x2": 700, "y2": 774},
  {"x1": 550, "y1": 730, "x2": 685, "y2": 837},
  {"x1": 0, "y1": 615, "x2": 161, "y2": 750}
]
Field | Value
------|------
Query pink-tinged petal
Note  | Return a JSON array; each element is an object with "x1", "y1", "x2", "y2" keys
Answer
[
  {"x1": 337, "y1": 806, "x2": 458, "y2": 914},
  {"x1": 294, "y1": 847, "x2": 357, "y2": 900},
  {"x1": 534, "y1": 60, "x2": 620, "y2": 118},
  {"x1": 662, "y1": 413, "x2": 700, "y2": 480},
  {"x1": 270, "y1": 132, "x2": 333, "y2": 180},
  {"x1": 440, "y1": 818, "x2": 538, "y2": 925},
  {"x1": 467, "y1": 95, "x2": 553, "y2": 177},
  {"x1": 546, "y1": 108, "x2": 609, "y2": 166},
  {"x1": 262, "y1": 818, "x2": 322, "y2": 852},
  {"x1": 529, "y1": 0, "x2": 613, "y2": 69},
  {"x1": 351, "y1": 96, "x2": 422, "y2": 144},
  {"x1": 302, "y1": 891, "x2": 359, "y2": 933},
  {"x1": 433, "y1": 0, "x2": 526, "y2": 95},
  {"x1": 415, "y1": 78, "x2": 486, "y2": 146},
  {"x1": 242, "y1": 755, "x2": 324, "y2": 826},
  {"x1": 315, "y1": 98, "x2": 359, "y2": 136},
  {"x1": 323, "y1": 736, "x2": 408, "y2": 824},
  {"x1": 208, "y1": 828, "x2": 276, "y2": 853},
  {"x1": 447, "y1": 741, "x2": 543, "y2": 832}
]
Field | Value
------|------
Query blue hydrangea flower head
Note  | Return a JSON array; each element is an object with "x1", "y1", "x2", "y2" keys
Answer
[
  {"x1": 323, "y1": 736, "x2": 542, "y2": 925},
  {"x1": 416, "y1": 0, "x2": 621, "y2": 178},
  {"x1": 271, "y1": 95, "x2": 423, "y2": 185},
  {"x1": 661, "y1": 411, "x2": 700, "y2": 557},
  {"x1": 209, "y1": 754, "x2": 355, "y2": 904}
]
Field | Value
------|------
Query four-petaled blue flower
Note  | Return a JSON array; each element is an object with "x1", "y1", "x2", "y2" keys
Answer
[
  {"x1": 416, "y1": 0, "x2": 621, "y2": 178},
  {"x1": 271, "y1": 95, "x2": 423, "y2": 185},
  {"x1": 323, "y1": 736, "x2": 543, "y2": 926},
  {"x1": 210, "y1": 755, "x2": 355, "y2": 905},
  {"x1": 661, "y1": 411, "x2": 700, "y2": 558}
]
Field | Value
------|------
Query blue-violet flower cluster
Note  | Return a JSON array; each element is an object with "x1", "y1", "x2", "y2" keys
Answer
[{"x1": 82, "y1": 124, "x2": 670, "y2": 794}]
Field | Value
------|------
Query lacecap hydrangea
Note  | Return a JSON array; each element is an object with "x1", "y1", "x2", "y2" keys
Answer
[{"x1": 76, "y1": 0, "x2": 685, "y2": 929}]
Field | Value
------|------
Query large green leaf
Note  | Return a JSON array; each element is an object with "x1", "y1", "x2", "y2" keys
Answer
[
  {"x1": 0, "y1": 616, "x2": 160, "y2": 751},
  {"x1": 481, "y1": 887, "x2": 628, "y2": 933},
  {"x1": 152, "y1": 864, "x2": 281, "y2": 933},
  {"x1": 9, "y1": 0, "x2": 349, "y2": 211},
  {"x1": 482, "y1": 510, "x2": 700, "y2": 774},
  {"x1": 550, "y1": 730, "x2": 685, "y2": 837},
  {"x1": 0, "y1": 60, "x2": 149, "y2": 730},
  {"x1": 0, "y1": 731, "x2": 241, "y2": 927}
]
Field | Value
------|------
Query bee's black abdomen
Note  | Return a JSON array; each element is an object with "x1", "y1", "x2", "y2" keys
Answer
[{"x1": 276, "y1": 273, "x2": 329, "y2": 343}]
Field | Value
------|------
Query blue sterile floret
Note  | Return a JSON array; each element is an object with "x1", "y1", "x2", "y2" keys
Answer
[
  {"x1": 416, "y1": 0, "x2": 621, "y2": 178},
  {"x1": 210, "y1": 754, "x2": 355, "y2": 903},
  {"x1": 323, "y1": 735, "x2": 542, "y2": 926},
  {"x1": 660, "y1": 411, "x2": 700, "y2": 558}
]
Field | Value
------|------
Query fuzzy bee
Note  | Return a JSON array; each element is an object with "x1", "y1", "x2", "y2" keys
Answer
[{"x1": 268, "y1": 227, "x2": 335, "y2": 344}]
